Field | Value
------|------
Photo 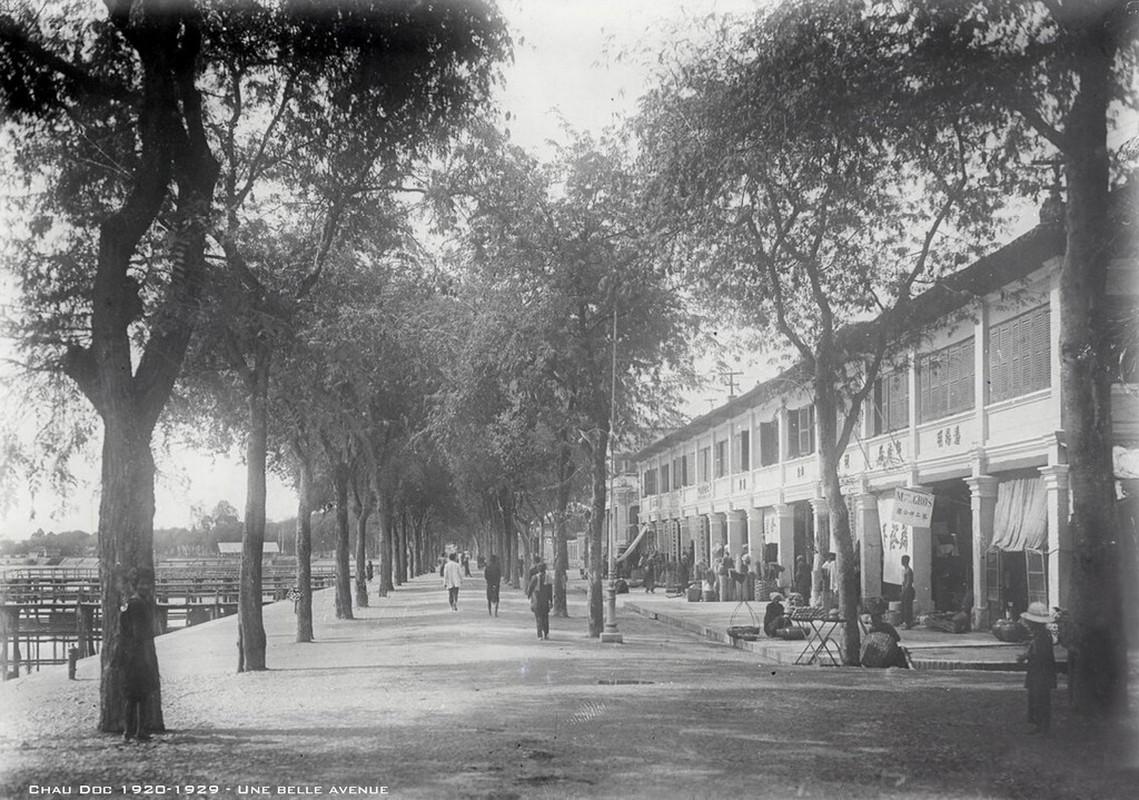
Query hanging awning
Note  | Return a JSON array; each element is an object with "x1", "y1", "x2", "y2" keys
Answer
[
  {"x1": 990, "y1": 477, "x2": 1048, "y2": 551},
  {"x1": 1115, "y1": 446, "x2": 1139, "y2": 479},
  {"x1": 616, "y1": 525, "x2": 651, "y2": 563}
]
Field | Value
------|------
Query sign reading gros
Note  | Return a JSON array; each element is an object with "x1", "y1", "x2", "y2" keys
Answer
[{"x1": 891, "y1": 487, "x2": 935, "y2": 527}]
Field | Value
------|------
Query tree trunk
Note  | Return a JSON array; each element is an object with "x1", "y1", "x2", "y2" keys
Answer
[
  {"x1": 377, "y1": 491, "x2": 395, "y2": 597},
  {"x1": 96, "y1": 416, "x2": 164, "y2": 733},
  {"x1": 586, "y1": 427, "x2": 608, "y2": 638},
  {"x1": 396, "y1": 506, "x2": 409, "y2": 585},
  {"x1": 332, "y1": 463, "x2": 353, "y2": 619},
  {"x1": 1061, "y1": 23, "x2": 1126, "y2": 715},
  {"x1": 553, "y1": 443, "x2": 573, "y2": 617},
  {"x1": 238, "y1": 351, "x2": 270, "y2": 672},
  {"x1": 812, "y1": 350, "x2": 864, "y2": 665},
  {"x1": 353, "y1": 498, "x2": 371, "y2": 608},
  {"x1": 295, "y1": 453, "x2": 314, "y2": 643}
]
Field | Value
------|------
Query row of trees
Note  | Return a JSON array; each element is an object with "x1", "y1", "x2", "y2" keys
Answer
[{"x1": 0, "y1": 0, "x2": 1132, "y2": 733}]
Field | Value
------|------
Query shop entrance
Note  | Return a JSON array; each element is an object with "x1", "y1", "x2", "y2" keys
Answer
[
  {"x1": 985, "y1": 549, "x2": 1046, "y2": 620},
  {"x1": 793, "y1": 502, "x2": 814, "y2": 563},
  {"x1": 927, "y1": 479, "x2": 973, "y2": 613}
]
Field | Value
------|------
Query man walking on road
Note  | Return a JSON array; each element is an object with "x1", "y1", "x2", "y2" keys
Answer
[
  {"x1": 526, "y1": 562, "x2": 551, "y2": 639},
  {"x1": 484, "y1": 554, "x2": 502, "y2": 617},
  {"x1": 443, "y1": 553, "x2": 463, "y2": 611}
]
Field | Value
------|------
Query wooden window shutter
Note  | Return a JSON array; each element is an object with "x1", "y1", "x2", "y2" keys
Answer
[
  {"x1": 1033, "y1": 308, "x2": 1050, "y2": 392},
  {"x1": 1015, "y1": 316, "x2": 1025, "y2": 398},
  {"x1": 985, "y1": 550, "x2": 1003, "y2": 610},
  {"x1": 890, "y1": 372, "x2": 909, "y2": 430},
  {"x1": 806, "y1": 405, "x2": 816, "y2": 454},
  {"x1": 993, "y1": 323, "x2": 1009, "y2": 402},
  {"x1": 962, "y1": 338, "x2": 975, "y2": 409},
  {"x1": 787, "y1": 410, "x2": 800, "y2": 458},
  {"x1": 948, "y1": 342, "x2": 963, "y2": 412},
  {"x1": 919, "y1": 355, "x2": 931, "y2": 422}
]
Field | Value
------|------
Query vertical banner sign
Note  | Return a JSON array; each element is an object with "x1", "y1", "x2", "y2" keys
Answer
[
  {"x1": 877, "y1": 494, "x2": 910, "y2": 585},
  {"x1": 892, "y1": 487, "x2": 935, "y2": 527}
]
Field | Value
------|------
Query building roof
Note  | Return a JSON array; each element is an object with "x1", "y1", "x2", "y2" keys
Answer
[{"x1": 634, "y1": 218, "x2": 1068, "y2": 462}]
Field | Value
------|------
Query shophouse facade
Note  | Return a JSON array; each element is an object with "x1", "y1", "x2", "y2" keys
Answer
[{"x1": 630, "y1": 214, "x2": 1137, "y2": 630}]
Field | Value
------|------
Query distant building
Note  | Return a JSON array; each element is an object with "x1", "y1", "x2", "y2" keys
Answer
[{"x1": 217, "y1": 542, "x2": 280, "y2": 557}]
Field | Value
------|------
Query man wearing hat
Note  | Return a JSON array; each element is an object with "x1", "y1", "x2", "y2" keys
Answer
[{"x1": 1018, "y1": 602, "x2": 1057, "y2": 734}]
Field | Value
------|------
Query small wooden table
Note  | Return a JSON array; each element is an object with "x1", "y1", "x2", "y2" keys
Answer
[{"x1": 794, "y1": 617, "x2": 844, "y2": 666}]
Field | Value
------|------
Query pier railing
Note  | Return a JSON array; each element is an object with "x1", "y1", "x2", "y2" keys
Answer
[{"x1": 1, "y1": 560, "x2": 338, "y2": 678}]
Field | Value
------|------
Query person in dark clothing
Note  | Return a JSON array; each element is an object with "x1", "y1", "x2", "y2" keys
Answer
[
  {"x1": 462, "y1": 553, "x2": 471, "y2": 577},
  {"x1": 117, "y1": 566, "x2": 159, "y2": 741},
  {"x1": 1018, "y1": 602, "x2": 1057, "y2": 734},
  {"x1": 365, "y1": 560, "x2": 374, "y2": 581},
  {"x1": 901, "y1": 554, "x2": 916, "y2": 629},
  {"x1": 763, "y1": 593, "x2": 789, "y2": 637},
  {"x1": 526, "y1": 562, "x2": 552, "y2": 640},
  {"x1": 643, "y1": 558, "x2": 656, "y2": 593},
  {"x1": 484, "y1": 554, "x2": 502, "y2": 617},
  {"x1": 794, "y1": 555, "x2": 811, "y2": 602},
  {"x1": 862, "y1": 604, "x2": 909, "y2": 669}
]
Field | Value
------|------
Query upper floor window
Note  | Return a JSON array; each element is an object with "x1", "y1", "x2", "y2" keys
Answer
[
  {"x1": 872, "y1": 370, "x2": 909, "y2": 436},
  {"x1": 714, "y1": 439, "x2": 728, "y2": 477},
  {"x1": 642, "y1": 469, "x2": 657, "y2": 496},
  {"x1": 698, "y1": 446, "x2": 710, "y2": 483},
  {"x1": 787, "y1": 405, "x2": 815, "y2": 458},
  {"x1": 736, "y1": 430, "x2": 750, "y2": 472},
  {"x1": 919, "y1": 338, "x2": 975, "y2": 422},
  {"x1": 759, "y1": 420, "x2": 779, "y2": 466},
  {"x1": 989, "y1": 306, "x2": 1050, "y2": 403},
  {"x1": 660, "y1": 463, "x2": 670, "y2": 493}
]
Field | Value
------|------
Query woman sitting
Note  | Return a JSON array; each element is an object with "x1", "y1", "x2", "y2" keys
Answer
[{"x1": 763, "y1": 593, "x2": 791, "y2": 637}]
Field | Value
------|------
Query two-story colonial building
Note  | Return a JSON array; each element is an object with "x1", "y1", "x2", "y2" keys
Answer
[{"x1": 629, "y1": 207, "x2": 1137, "y2": 630}]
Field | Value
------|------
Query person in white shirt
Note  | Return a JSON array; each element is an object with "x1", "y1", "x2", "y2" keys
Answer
[{"x1": 443, "y1": 553, "x2": 463, "y2": 611}]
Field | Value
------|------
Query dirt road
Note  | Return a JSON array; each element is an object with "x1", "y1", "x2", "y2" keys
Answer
[{"x1": 1, "y1": 572, "x2": 1134, "y2": 799}]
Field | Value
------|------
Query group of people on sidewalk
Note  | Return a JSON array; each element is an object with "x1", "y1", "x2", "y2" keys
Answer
[{"x1": 437, "y1": 552, "x2": 554, "y2": 640}]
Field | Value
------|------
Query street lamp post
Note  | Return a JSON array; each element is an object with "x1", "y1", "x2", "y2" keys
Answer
[{"x1": 601, "y1": 295, "x2": 623, "y2": 644}]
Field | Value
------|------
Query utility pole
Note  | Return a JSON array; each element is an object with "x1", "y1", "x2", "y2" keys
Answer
[
  {"x1": 721, "y1": 370, "x2": 742, "y2": 399},
  {"x1": 602, "y1": 294, "x2": 623, "y2": 644}
]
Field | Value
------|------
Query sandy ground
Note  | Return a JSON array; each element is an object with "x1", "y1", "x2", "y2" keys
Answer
[{"x1": 1, "y1": 571, "x2": 1136, "y2": 800}]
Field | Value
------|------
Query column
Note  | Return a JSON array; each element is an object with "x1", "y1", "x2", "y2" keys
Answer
[
  {"x1": 1039, "y1": 465, "x2": 1070, "y2": 610},
  {"x1": 709, "y1": 513, "x2": 729, "y2": 600},
  {"x1": 966, "y1": 475, "x2": 998, "y2": 631},
  {"x1": 727, "y1": 510, "x2": 748, "y2": 560},
  {"x1": 974, "y1": 300, "x2": 989, "y2": 442},
  {"x1": 708, "y1": 513, "x2": 727, "y2": 556},
  {"x1": 678, "y1": 516, "x2": 692, "y2": 565},
  {"x1": 688, "y1": 515, "x2": 707, "y2": 570},
  {"x1": 810, "y1": 497, "x2": 832, "y2": 554},
  {"x1": 775, "y1": 503, "x2": 796, "y2": 583},
  {"x1": 746, "y1": 507, "x2": 765, "y2": 564},
  {"x1": 856, "y1": 492, "x2": 882, "y2": 600}
]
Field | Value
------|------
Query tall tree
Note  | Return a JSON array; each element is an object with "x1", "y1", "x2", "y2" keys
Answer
[
  {"x1": 440, "y1": 130, "x2": 694, "y2": 635},
  {"x1": 1, "y1": 1, "x2": 219, "y2": 732},
  {"x1": 881, "y1": 0, "x2": 1137, "y2": 716}
]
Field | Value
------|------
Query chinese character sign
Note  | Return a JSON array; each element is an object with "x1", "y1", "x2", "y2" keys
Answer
[
  {"x1": 892, "y1": 487, "x2": 935, "y2": 527},
  {"x1": 877, "y1": 494, "x2": 915, "y2": 585}
]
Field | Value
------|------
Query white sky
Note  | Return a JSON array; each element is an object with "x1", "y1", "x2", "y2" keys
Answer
[{"x1": 0, "y1": 1, "x2": 762, "y2": 539}]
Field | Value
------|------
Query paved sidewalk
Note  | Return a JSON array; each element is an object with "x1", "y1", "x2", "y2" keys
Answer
[{"x1": 618, "y1": 591, "x2": 1057, "y2": 670}]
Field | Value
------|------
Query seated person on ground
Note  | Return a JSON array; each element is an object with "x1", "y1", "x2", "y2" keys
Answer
[{"x1": 763, "y1": 593, "x2": 790, "y2": 637}]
